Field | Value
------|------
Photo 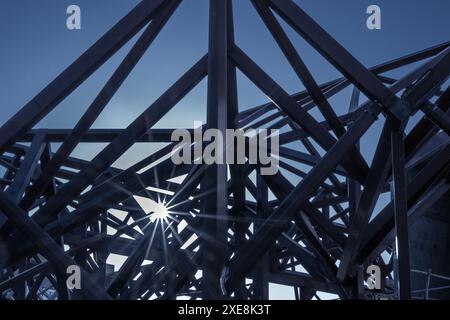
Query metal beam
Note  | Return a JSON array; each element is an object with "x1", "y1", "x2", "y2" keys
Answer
[
  {"x1": 268, "y1": 0, "x2": 400, "y2": 116},
  {"x1": 224, "y1": 105, "x2": 380, "y2": 293},
  {"x1": 0, "y1": 0, "x2": 167, "y2": 153},
  {"x1": 0, "y1": 192, "x2": 110, "y2": 300},
  {"x1": 28, "y1": 56, "x2": 208, "y2": 228},
  {"x1": 19, "y1": 0, "x2": 181, "y2": 210},
  {"x1": 201, "y1": 0, "x2": 228, "y2": 299}
]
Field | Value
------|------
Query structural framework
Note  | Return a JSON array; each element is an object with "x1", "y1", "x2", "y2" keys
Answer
[{"x1": 0, "y1": 0, "x2": 449, "y2": 300}]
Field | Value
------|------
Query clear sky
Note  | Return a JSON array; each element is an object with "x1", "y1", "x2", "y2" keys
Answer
[
  {"x1": 1, "y1": 0, "x2": 449, "y2": 128},
  {"x1": 0, "y1": 0, "x2": 449, "y2": 299}
]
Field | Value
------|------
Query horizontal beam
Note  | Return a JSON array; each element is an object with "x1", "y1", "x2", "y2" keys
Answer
[{"x1": 18, "y1": 129, "x2": 189, "y2": 143}]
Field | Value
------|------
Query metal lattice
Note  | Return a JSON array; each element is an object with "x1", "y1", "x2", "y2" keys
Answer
[{"x1": 0, "y1": 0, "x2": 449, "y2": 300}]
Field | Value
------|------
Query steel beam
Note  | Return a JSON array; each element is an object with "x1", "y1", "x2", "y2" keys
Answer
[
  {"x1": 0, "y1": 0, "x2": 167, "y2": 153},
  {"x1": 201, "y1": 0, "x2": 228, "y2": 299},
  {"x1": 390, "y1": 128, "x2": 411, "y2": 299}
]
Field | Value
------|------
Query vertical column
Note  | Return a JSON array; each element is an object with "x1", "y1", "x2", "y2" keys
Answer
[
  {"x1": 254, "y1": 172, "x2": 269, "y2": 299},
  {"x1": 226, "y1": 0, "x2": 247, "y2": 299},
  {"x1": 202, "y1": 0, "x2": 228, "y2": 299},
  {"x1": 391, "y1": 128, "x2": 411, "y2": 299}
]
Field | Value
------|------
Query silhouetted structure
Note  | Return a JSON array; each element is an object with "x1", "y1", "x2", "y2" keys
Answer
[{"x1": 0, "y1": 0, "x2": 449, "y2": 300}]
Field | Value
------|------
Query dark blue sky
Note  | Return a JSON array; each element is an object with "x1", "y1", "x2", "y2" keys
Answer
[
  {"x1": 1, "y1": 0, "x2": 449, "y2": 127},
  {"x1": 0, "y1": 0, "x2": 448, "y2": 299}
]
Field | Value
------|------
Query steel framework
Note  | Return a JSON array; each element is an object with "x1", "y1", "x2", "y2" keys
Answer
[{"x1": 0, "y1": 0, "x2": 449, "y2": 300}]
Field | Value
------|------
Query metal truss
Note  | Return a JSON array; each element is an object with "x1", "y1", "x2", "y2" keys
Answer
[{"x1": 0, "y1": 0, "x2": 449, "y2": 300}]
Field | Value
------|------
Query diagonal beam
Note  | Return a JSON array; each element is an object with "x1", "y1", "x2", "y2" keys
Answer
[
  {"x1": 337, "y1": 49, "x2": 450, "y2": 280},
  {"x1": 405, "y1": 88, "x2": 450, "y2": 159},
  {"x1": 0, "y1": 232, "x2": 114, "y2": 292},
  {"x1": 0, "y1": 132, "x2": 46, "y2": 228},
  {"x1": 256, "y1": 168, "x2": 346, "y2": 296},
  {"x1": 268, "y1": 0, "x2": 400, "y2": 117},
  {"x1": 236, "y1": 40, "x2": 449, "y2": 124},
  {"x1": 230, "y1": 45, "x2": 368, "y2": 181},
  {"x1": 224, "y1": 104, "x2": 381, "y2": 293},
  {"x1": 371, "y1": 41, "x2": 449, "y2": 74},
  {"x1": 292, "y1": 213, "x2": 348, "y2": 298},
  {"x1": 3, "y1": 145, "x2": 184, "y2": 265},
  {"x1": 423, "y1": 104, "x2": 450, "y2": 135},
  {"x1": 5, "y1": 132, "x2": 46, "y2": 203},
  {"x1": 28, "y1": 56, "x2": 208, "y2": 228},
  {"x1": 19, "y1": 0, "x2": 181, "y2": 211},
  {"x1": 0, "y1": 0, "x2": 167, "y2": 153},
  {"x1": 359, "y1": 144, "x2": 450, "y2": 266},
  {"x1": 337, "y1": 119, "x2": 393, "y2": 281},
  {"x1": 262, "y1": 171, "x2": 347, "y2": 247},
  {"x1": 107, "y1": 224, "x2": 159, "y2": 298},
  {"x1": 403, "y1": 50, "x2": 450, "y2": 109},
  {"x1": 0, "y1": 192, "x2": 110, "y2": 300},
  {"x1": 252, "y1": 0, "x2": 346, "y2": 138}
]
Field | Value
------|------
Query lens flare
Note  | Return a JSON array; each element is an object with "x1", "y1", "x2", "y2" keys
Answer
[{"x1": 149, "y1": 202, "x2": 170, "y2": 223}]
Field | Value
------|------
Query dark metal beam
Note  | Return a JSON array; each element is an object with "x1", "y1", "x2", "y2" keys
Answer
[
  {"x1": 224, "y1": 105, "x2": 380, "y2": 293},
  {"x1": 230, "y1": 45, "x2": 368, "y2": 182},
  {"x1": 390, "y1": 128, "x2": 411, "y2": 299},
  {"x1": 0, "y1": 192, "x2": 111, "y2": 300},
  {"x1": 29, "y1": 56, "x2": 208, "y2": 228},
  {"x1": 0, "y1": 0, "x2": 167, "y2": 153},
  {"x1": 268, "y1": 0, "x2": 400, "y2": 117},
  {"x1": 19, "y1": 0, "x2": 181, "y2": 210},
  {"x1": 201, "y1": 0, "x2": 228, "y2": 299}
]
